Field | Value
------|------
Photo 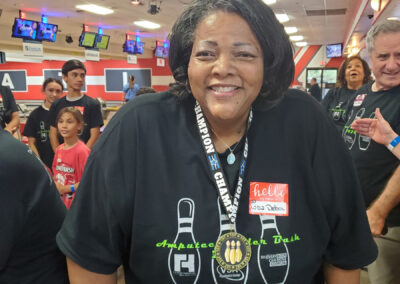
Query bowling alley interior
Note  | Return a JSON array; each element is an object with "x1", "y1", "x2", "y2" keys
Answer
[{"x1": 1, "y1": 0, "x2": 400, "y2": 283}]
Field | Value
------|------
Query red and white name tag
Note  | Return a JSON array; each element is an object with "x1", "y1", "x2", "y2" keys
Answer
[
  {"x1": 353, "y1": 94, "x2": 367, "y2": 107},
  {"x1": 249, "y1": 182, "x2": 289, "y2": 216}
]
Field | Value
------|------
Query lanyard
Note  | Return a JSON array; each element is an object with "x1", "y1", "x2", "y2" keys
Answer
[{"x1": 194, "y1": 101, "x2": 252, "y2": 224}]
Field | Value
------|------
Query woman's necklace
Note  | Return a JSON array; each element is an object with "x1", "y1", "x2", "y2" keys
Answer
[{"x1": 211, "y1": 130, "x2": 241, "y2": 165}]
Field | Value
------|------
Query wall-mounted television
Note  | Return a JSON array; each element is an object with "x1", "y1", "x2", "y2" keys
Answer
[
  {"x1": 11, "y1": 18, "x2": 38, "y2": 40},
  {"x1": 326, "y1": 43, "x2": 342, "y2": 58},
  {"x1": 154, "y1": 46, "x2": 164, "y2": 58},
  {"x1": 79, "y1": 32, "x2": 97, "y2": 48},
  {"x1": 136, "y1": 41, "x2": 145, "y2": 54},
  {"x1": 94, "y1": 34, "x2": 110, "y2": 49},
  {"x1": 154, "y1": 40, "x2": 169, "y2": 58},
  {"x1": 123, "y1": 40, "x2": 136, "y2": 54},
  {"x1": 36, "y1": 22, "x2": 58, "y2": 42}
]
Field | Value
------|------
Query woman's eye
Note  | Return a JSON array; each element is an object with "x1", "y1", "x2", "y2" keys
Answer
[
  {"x1": 195, "y1": 51, "x2": 214, "y2": 58},
  {"x1": 238, "y1": 52, "x2": 254, "y2": 58}
]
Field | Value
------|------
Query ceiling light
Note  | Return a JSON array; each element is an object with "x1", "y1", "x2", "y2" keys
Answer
[
  {"x1": 131, "y1": 0, "x2": 141, "y2": 5},
  {"x1": 263, "y1": 0, "x2": 277, "y2": 5},
  {"x1": 290, "y1": 35, "x2": 304, "y2": 41},
  {"x1": 370, "y1": 0, "x2": 380, "y2": 11},
  {"x1": 387, "y1": 17, "x2": 400, "y2": 21},
  {"x1": 75, "y1": 4, "x2": 114, "y2": 15},
  {"x1": 133, "y1": 20, "x2": 160, "y2": 30},
  {"x1": 284, "y1": 26, "x2": 298, "y2": 34},
  {"x1": 275, "y1": 13, "x2": 289, "y2": 23},
  {"x1": 295, "y1": 42, "x2": 307, "y2": 47}
]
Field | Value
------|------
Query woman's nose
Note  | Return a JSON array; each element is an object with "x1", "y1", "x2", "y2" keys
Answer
[{"x1": 212, "y1": 54, "x2": 235, "y2": 77}]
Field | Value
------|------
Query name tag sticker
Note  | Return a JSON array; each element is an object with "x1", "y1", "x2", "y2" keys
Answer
[
  {"x1": 249, "y1": 182, "x2": 289, "y2": 216},
  {"x1": 353, "y1": 94, "x2": 367, "y2": 107}
]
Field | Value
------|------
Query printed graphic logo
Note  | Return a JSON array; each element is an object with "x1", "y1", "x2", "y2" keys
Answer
[
  {"x1": 39, "y1": 120, "x2": 48, "y2": 142},
  {"x1": 174, "y1": 254, "x2": 196, "y2": 276},
  {"x1": 257, "y1": 215, "x2": 290, "y2": 284},
  {"x1": 343, "y1": 108, "x2": 365, "y2": 150},
  {"x1": 332, "y1": 102, "x2": 345, "y2": 121},
  {"x1": 209, "y1": 154, "x2": 220, "y2": 170},
  {"x1": 216, "y1": 266, "x2": 245, "y2": 281},
  {"x1": 168, "y1": 198, "x2": 201, "y2": 284},
  {"x1": 359, "y1": 111, "x2": 375, "y2": 151}
]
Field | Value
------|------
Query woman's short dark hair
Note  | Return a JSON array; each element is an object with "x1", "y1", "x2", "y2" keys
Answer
[
  {"x1": 42, "y1": 78, "x2": 63, "y2": 92},
  {"x1": 336, "y1": 55, "x2": 372, "y2": 88},
  {"x1": 168, "y1": 0, "x2": 294, "y2": 107}
]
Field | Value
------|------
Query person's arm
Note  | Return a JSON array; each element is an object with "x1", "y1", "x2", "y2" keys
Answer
[
  {"x1": 67, "y1": 258, "x2": 117, "y2": 284},
  {"x1": 86, "y1": 127, "x2": 101, "y2": 149},
  {"x1": 4, "y1": 112, "x2": 20, "y2": 134},
  {"x1": 367, "y1": 165, "x2": 400, "y2": 235},
  {"x1": 50, "y1": 126, "x2": 60, "y2": 152},
  {"x1": 27, "y1": 137, "x2": 40, "y2": 158},
  {"x1": 389, "y1": 140, "x2": 400, "y2": 160},
  {"x1": 323, "y1": 264, "x2": 360, "y2": 284},
  {"x1": 54, "y1": 181, "x2": 80, "y2": 195}
]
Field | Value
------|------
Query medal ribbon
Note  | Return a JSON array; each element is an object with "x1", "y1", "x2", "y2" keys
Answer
[{"x1": 194, "y1": 101, "x2": 252, "y2": 224}]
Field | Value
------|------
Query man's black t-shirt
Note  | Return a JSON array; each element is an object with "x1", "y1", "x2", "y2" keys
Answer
[
  {"x1": 321, "y1": 87, "x2": 356, "y2": 133},
  {"x1": 49, "y1": 95, "x2": 103, "y2": 143},
  {"x1": 57, "y1": 90, "x2": 377, "y2": 283},
  {"x1": 23, "y1": 105, "x2": 55, "y2": 169},
  {"x1": 343, "y1": 82, "x2": 400, "y2": 226},
  {"x1": 309, "y1": 84, "x2": 322, "y2": 102},
  {"x1": 0, "y1": 130, "x2": 67, "y2": 283},
  {"x1": 0, "y1": 86, "x2": 18, "y2": 129}
]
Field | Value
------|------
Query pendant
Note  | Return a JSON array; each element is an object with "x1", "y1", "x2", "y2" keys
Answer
[
  {"x1": 227, "y1": 152, "x2": 236, "y2": 165},
  {"x1": 215, "y1": 232, "x2": 252, "y2": 271}
]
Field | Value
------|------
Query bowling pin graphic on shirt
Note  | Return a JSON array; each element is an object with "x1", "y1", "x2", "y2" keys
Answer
[
  {"x1": 211, "y1": 198, "x2": 248, "y2": 284},
  {"x1": 168, "y1": 198, "x2": 201, "y2": 284},
  {"x1": 257, "y1": 215, "x2": 289, "y2": 284},
  {"x1": 359, "y1": 111, "x2": 375, "y2": 151},
  {"x1": 344, "y1": 108, "x2": 366, "y2": 150}
]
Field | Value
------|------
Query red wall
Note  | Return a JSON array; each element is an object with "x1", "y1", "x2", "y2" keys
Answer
[{"x1": 0, "y1": 57, "x2": 172, "y2": 101}]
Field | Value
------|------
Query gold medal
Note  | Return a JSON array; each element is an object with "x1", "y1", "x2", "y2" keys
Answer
[{"x1": 215, "y1": 232, "x2": 251, "y2": 271}]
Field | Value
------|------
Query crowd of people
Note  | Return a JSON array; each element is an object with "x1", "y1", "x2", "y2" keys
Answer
[{"x1": 0, "y1": 0, "x2": 399, "y2": 283}]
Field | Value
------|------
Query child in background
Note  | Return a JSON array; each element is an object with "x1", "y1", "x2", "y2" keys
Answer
[
  {"x1": 23, "y1": 78, "x2": 63, "y2": 170},
  {"x1": 53, "y1": 107, "x2": 90, "y2": 209}
]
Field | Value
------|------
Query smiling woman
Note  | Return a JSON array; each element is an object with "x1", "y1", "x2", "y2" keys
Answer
[
  {"x1": 55, "y1": 1, "x2": 377, "y2": 283},
  {"x1": 321, "y1": 55, "x2": 372, "y2": 132}
]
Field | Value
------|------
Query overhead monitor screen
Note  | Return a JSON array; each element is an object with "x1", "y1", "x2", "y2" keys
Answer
[
  {"x1": 94, "y1": 34, "x2": 110, "y2": 49},
  {"x1": 136, "y1": 41, "x2": 144, "y2": 54},
  {"x1": 11, "y1": 18, "x2": 38, "y2": 40},
  {"x1": 123, "y1": 40, "x2": 136, "y2": 54},
  {"x1": 326, "y1": 43, "x2": 342, "y2": 58},
  {"x1": 36, "y1": 22, "x2": 58, "y2": 42},
  {"x1": 79, "y1": 32, "x2": 97, "y2": 48}
]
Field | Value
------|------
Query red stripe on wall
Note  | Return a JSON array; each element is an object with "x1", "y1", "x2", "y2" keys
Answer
[
  {"x1": 292, "y1": 45, "x2": 321, "y2": 85},
  {"x1": 293, "y1": 47, "x2": 303, "y2": 61},
  {"x1": 325, "y1": 57, "x2": 345, "y2": 68}
]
